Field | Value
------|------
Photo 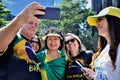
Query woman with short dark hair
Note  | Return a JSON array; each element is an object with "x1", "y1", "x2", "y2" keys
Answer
[{"x1": 36, "y1": 27, "x2": 66, "y2": 80}]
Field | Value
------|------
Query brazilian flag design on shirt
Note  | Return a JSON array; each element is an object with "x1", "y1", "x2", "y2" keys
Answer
[
  {"x1": 0, "y1": 35, "x2": 41, "y2": 80},
  {"x1": 13, "y1": 34, "x2": 38, "y2": 62}
]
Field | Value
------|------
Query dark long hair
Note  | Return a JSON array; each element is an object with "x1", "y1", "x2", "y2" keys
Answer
[
  {"x1": 107, "y1": 15, "x2": 120, "y2": 69},
  {"x1": 94, "y1": 15, "x2": 120, "y2": 70}
]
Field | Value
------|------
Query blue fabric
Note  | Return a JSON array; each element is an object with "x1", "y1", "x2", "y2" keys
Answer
[
  {"x1": 25, "y1": 42, "x2": 38, "y2": 62},
  {"x1": 66, "y1": 60, "x2": 84, "y2": 80},
  {"x1": 65, "y1": 51, "x2": 93, "y2": 80}
]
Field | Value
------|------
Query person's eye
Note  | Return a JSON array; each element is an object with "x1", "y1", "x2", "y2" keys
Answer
[
  {"x1": 48, "y1": 38, "x2": 51, "y2": 40},
  {"x1": 98, "y1": 18, "x2": 105, "y2": 22},
  {"x1": 29, "y1": 21, "x2": 34, "y2": 25}
]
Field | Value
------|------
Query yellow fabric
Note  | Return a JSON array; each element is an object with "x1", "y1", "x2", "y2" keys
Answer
[
  {"x1": 40, "y1": 69, "x2": 48, "y2": 80},
  {"x1": 40, "y1": 55, "x2": 51, "y2": 80},
  {"x1": 87, "y1": 6, "x2": 120, "y2": 26},
  {"x1": 45, "y1": 54, "x2": 51, "y2": 62},
  {"x1": 13, "y1": 39, "x2": 30, "y2": 60}
]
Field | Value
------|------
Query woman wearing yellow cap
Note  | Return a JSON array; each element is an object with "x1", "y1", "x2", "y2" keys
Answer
[{"x1": 82, "y1": 6, "x2": 120, "y2": 80}]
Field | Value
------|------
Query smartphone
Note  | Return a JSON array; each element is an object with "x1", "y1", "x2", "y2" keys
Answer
[
  {"x1": 76, "y1": 60, "x2": 88, "y2": 72},
  {"x1": 75, "y1": 60, "x2": 84, "y2": 68},
  {"x1": 35, "y1": 7, "x2": 60, "y2": 20},
  {"x1": 76, "y1": 60, "x2": 93, "y2": 79}
]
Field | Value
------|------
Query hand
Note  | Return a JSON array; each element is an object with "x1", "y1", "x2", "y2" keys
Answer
[
  {"x1": 0, "y1": 2, "x2": 46, "y2": 52},
  {"x1": 81, "y1": 67, "x2": 95, "y2": 80},
  {"x1": 17, "y1": 1, "x2": 46, "y2": 23}
]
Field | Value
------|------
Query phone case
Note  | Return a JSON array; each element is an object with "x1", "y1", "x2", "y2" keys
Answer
[{"x1": 35, "y1": 7, "x2": 60, "y2": 20}]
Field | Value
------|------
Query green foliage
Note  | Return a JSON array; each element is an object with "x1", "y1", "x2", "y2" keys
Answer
[
  {"x1": 38, "y1": 0, "x2": 98, "y2": 51},
  {"x1": 38, "y1": 20, "x2": 61, "y2": 38},
  {"x1": 0, "y1": 2, "x2": 10, "y2": 28}
]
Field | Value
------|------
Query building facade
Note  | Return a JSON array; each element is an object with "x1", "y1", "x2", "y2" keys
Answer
[{"x1": 91, "y1": 0, "x2": 120, "y2": 13}]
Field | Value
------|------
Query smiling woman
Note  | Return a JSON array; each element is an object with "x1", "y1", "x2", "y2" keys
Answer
[
  {"x1": 30, "y1": 35, "x2": 42, "y2": 53},
  {"x1": 82, "y1": 6, "x2": 120, "y2": 80},
  {"x1": 64, "y1": 33, "x2": 93, "y2": 80},
  {"x1": 36, "y1": 27, "x2": 66, "y2": 80}
]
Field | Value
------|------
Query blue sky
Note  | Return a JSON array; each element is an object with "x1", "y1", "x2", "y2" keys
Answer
[
  {"x1": 2, "y1": 0, "x2": 91, "y2": 16},
  {"x1": 2, "y1": 0, "x2": 62, "y2": 16}
]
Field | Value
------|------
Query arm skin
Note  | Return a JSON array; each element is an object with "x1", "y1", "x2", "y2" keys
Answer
[{"x1": 0, "y1": 2, "x2": 46, "y2": 53}]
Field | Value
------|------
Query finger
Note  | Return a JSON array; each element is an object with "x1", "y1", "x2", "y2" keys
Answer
[
  {"x1": 81, "y1": 68, "x2": 86, "y2": 73},
  {"x1": 34, "y1": 5, "x2": 46, "y2": 10},
  {"x1": 83, "y1": 73, "x2": 91, "y2": 80},
  {"x1": 33, "y1": 9, "x2": 45, "y2": 16},
  {"x1": 88, "y1": 75, "x2": 93, "y2": 80},
  {"x1": 28, "y1": 2, "x2": 46, "y2": 10},
  {"x1": 27, "y1": 2, "x2": 40, "y2": 7}
]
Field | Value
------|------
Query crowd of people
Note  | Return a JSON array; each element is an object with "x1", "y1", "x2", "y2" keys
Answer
[{"x1": 0, "y1": 1, "x2": 120, "y2": 80}]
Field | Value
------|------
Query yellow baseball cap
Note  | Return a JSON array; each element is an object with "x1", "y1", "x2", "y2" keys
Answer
[{"x1": 87, "y1": 6, "x2": 120, "y2": 26}]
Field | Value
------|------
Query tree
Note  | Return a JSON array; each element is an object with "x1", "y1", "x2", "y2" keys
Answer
[
  {"x1": 38, "y1": 0, "x2": 98, "y2": 51},
  {"x1": 0, "y1": 1, "x2": 10, "y2": 28},
  {"x1": 60, "y1": 0, "x2": 98, "y2": 51}
]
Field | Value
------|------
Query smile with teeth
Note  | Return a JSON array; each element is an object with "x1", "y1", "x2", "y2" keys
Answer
[{"x1": 50, "y1": 44, "x2": 57, "y2": 47}]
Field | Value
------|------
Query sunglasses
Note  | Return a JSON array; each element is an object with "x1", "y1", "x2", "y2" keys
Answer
[
  {"x1": 30, "y1": 40, "x2": 39, "y2": 44},
  {"x1": 65, "y1": 38, "x2": 76, "y2": 44}
]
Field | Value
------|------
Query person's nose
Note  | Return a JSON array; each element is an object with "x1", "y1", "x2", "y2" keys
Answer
[
  {"x1": 68, "y1": 41, "x2": 72, "y2": 44},
  {"x1": 32, "y1": 23, "x2": 37, "y2": 28},
  {"x1": 96, "y1": 22, "x2": 100, "y2": 28}
]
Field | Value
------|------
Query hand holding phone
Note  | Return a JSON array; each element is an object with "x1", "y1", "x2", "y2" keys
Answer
[
  {"x1": 35, "y1": 7, "x2": 60, "y2": 20},
  {"x1": 75, "y1": 60, "x2": 95, "y2": 79},
  {"x1": 75, "y1": 60, "x2": 84, "y2": 68},
  {"x1": 75, "y1": 60, "x2": 88, "y2": 72}
]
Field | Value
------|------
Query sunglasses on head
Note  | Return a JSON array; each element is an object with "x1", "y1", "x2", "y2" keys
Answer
[
  {"x1": 30, "y1": 40, "x2": 39, "y2": 44},
  {"x1": 65, "y1": 38, "x2": 76, "y2": 44}
]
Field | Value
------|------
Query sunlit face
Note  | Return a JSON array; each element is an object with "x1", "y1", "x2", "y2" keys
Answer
[
  {"x1": 21, "y1": 20, "x2": 39, "y2": 39},
  {"x1": 47, "y1": 36, "x2": 61, "y2": 51},
  {"x1": 96, "y1": 17, "x2": 110, "y2": 39},
  {"x1": 65, "y1": 35, "x2": 79, "y2": 57},
  {"x1": 30, "y1": 38, "x2": 39, "y2": 53}
]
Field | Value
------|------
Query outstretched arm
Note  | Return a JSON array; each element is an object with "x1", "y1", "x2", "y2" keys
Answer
[{"x1": 0, "y1": 2, "x2": 46, "y2": 53}]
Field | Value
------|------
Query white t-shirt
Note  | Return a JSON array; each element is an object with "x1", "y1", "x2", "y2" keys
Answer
[{"x1": 94, "y1": 44, "x2": 120, "y2": 80}]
